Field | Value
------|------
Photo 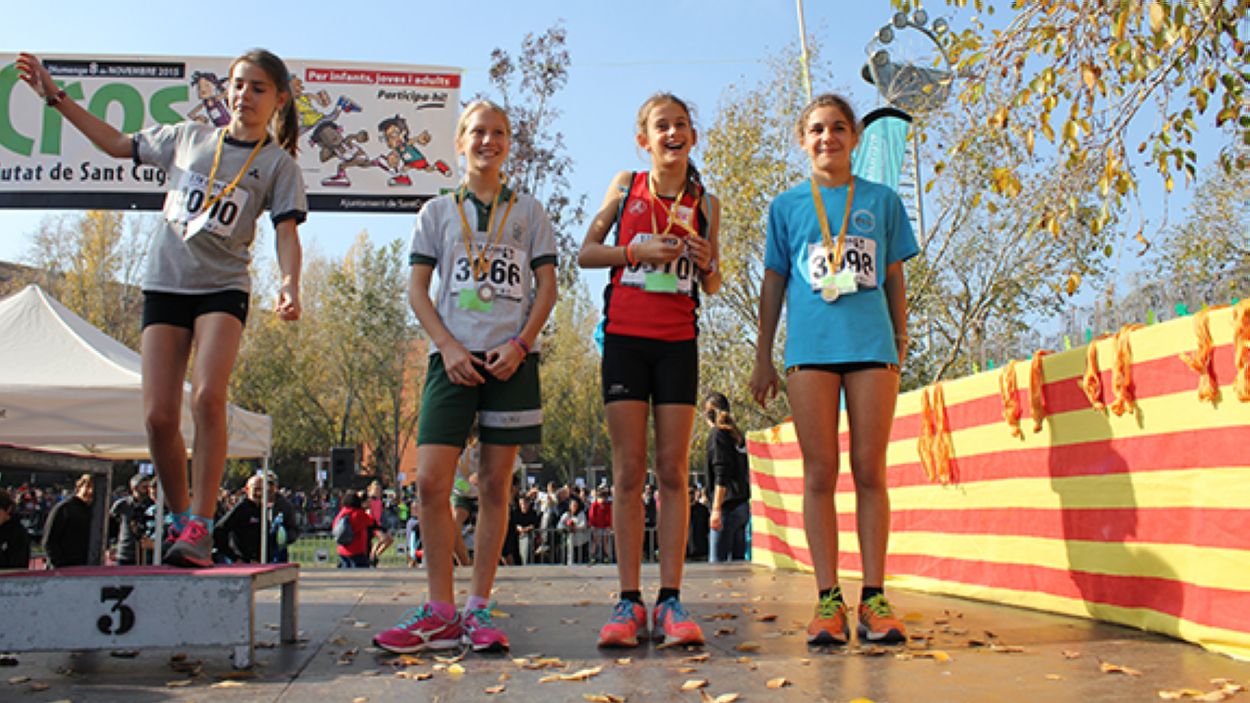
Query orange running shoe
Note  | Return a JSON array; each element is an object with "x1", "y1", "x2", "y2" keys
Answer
[
  {"x1": 806, "y1": 592, "x2": 850, "y2": 645},
  {"x1": 856, "y1": 593, "x2": 907, "y2": 644},
  {"x1": 653, "y1": 597, "x2": 704, "y2": 646},
  {"x1": 598, "y1": 600, "x2": 647, "y2": 648}
]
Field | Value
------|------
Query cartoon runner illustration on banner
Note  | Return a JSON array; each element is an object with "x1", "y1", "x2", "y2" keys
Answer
[
  {"x1": 309, "y1": 121, "x2": 373, "y2": 187},
  {"x1": 377, "y1": 114, "x2": 452, "y2": 186},
  {"x1": 291, "y1": 75, "x2": 362, "y2": 135},
  {"x1": 186, "y1": 71, "x2": 230, "y2": 127}
]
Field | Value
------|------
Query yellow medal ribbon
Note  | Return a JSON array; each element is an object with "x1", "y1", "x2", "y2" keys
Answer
[
  {"x1": 455, "y1": 184, "x2": 516, "y2": 282},
  {"x1": 647, "y1": 172, "x2": 696, "y2": 237},
  {"x1": 809, "y1": 176, "x2": 856, "y2": 274},
  {"x1": 199, "y1": 128, "x2": 267, "y2": 217}
]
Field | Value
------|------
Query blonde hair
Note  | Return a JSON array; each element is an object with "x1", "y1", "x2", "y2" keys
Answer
[
  {"x1": 456, "y1": 100, "x2": 512, "y2": 141},
  {"x1": 796, "y1": 93, "x2": 859, "y2": 140}
]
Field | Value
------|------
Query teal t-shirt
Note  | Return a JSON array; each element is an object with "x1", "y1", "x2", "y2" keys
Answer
[{"x1": 763, "y1": 176, "x2": 919, "y2": 367}]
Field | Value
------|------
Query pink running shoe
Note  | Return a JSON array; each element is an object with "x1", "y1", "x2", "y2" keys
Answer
[
  {"x1": 462, "y1": 603, "x2": 510, "y2": 652},
  {"x1": 164, "y1": 519, "x2": 212, "y2": 568},
  {"x1": 653, "y1": 597, "x2": 704, "y2": 646},
  {"x1": 373, "y1": 604, "x2": 463, "y2": 654}
]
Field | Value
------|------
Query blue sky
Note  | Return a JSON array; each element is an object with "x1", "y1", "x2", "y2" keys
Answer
[
  {"x1": 2, "y1": 0, "x2": 1211, "y2": 287},
  {"x1": 0, "y1": 1, "x2": 953, "y2": 267}
]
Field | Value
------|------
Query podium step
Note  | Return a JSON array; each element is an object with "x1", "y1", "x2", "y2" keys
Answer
[{"x1": 0, "y1": 563, "x2": 298, "y2": 668}]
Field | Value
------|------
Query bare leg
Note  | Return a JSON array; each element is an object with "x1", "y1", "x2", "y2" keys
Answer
[
  {"x1": 416, "y1": 445, "x2": 462, "y2": 603},
  {"x1": 469, "y1": 444, "x2": 519, "y2": 599},
  {"x1": 843, "y1": 368, "x2": 900, "y2": 589},
  {"x1": 606, "y1": 401, "x2": 649, "y2": 592},
  {"x1": 787, "y1": 370, "x2": 843, "y2": 592},
  {"x1": 653, "y1": 403, "x2": 696, "y2": 590},
  {"x1": 142, "y1": 324, "x2": 193, "y2": 514},
  {"x1": 453, "y1": 506, "x2": 472, "y2": 566},
  {"x1": 187, "y1": 313, "x2": 244, "y2": 519}
]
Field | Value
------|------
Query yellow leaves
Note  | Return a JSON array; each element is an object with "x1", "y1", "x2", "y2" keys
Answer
[
  {"x1": 989, "y1": 106, "x2": 1010, "y2": 130},
  {"x1": 539, "y1": 666, "x2": 604, "y2": 683},
  {"x1": 484, "y1": 684, "x2": 506, "y2": 695},
  {"x1": 1065, "y1": 272, "x2": 1082, "y2": 295},
  {"x1": 1100, "y1": 661, "x2": 1143, "y2": 676},
  {"x1": 990, "y1": 167, "x2": 1022, "y2": 198},
  {"x1": 681, "y1": 679, "x2": 709, "y2": 691},
  {"x1": 1024, "y1": 129, "x2": 1035, "y2": 155},
  {"x1": 766, "y1": 677, "x2": 792, "y2": 689},
  {"x1": 732, "y1": 641, "x2": 762, "y2": 653},
  {"x1": 699, "y1": 692, "x2": 741, "y2": 703},
  {"x1": 1148, "y1": 1, "x2": 1167, "y2": 33},
  {"x1": 584, "y1": 694, "x2": 627, "y2": 703},
  {"x1": 1158, "y1": 679, "x2": 1244, "y2": 700}
]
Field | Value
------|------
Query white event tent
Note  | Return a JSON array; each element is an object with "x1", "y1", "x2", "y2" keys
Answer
[{"x1": 0, "y1": 284, "x2": 271, "y2": 459}]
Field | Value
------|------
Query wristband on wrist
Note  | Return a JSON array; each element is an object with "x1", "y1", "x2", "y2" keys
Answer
[
  {"x1": 509, "y1": 335, "x2": 530, "y2": 355},
  {"x1": 46, "y1": 88, "x2": 67, "y2": 108},
  {"x1": 624, "y1": 241, "x2": 637, "y2": 267}
]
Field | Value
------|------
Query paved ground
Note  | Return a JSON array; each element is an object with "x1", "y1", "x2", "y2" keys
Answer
[{"x1": 4, "y1": 563, "x2": 1248, "y2": 702}]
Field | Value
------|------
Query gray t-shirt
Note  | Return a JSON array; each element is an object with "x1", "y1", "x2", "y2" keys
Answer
[
  {"x1": 134, "y1": 122, "x2": 307, "y2": 294},
  {"x1": 408, "y1": 187, "x2": 558, "y2": 354}
]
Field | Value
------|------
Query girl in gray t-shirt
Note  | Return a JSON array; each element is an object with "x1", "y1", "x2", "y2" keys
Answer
[{"x1": 16, "y1": 50, "x2": 306, "y2": 569}]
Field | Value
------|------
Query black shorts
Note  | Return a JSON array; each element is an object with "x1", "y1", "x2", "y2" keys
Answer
[
  {"x1": 601, "y1": 333, "x2": 698, "y2": 405},
  {"x1": 142, "y1": 290, "x2": 249, "y2": 330},
  {"x1": 785, "y1": 361, "x2": 891, "y2": 376}
]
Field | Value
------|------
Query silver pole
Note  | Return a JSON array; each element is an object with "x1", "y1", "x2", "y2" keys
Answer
[
  {"x1": 796, "y1": 0, "x2": 813, "y2": 101},
  {"x1": 260, "y1": 459, "x2": 270, "y2": 564},
  {"x1": 911, "y1": 124, "x2": 927, "y2": 247}
]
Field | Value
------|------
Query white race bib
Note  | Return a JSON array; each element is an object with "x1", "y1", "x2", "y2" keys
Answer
[
  {"x1": 620, "y1": 233, "x2": 696, "y2": 295},
  {"x1": 448, "y1": 243, "x2": 526, "y2": 301},
  {"x1": 807, "y1": 236, "x2": 878, "y2": 292},
  {"x1": 164, "y1": 170, "x2": 250, "y2": 241}
]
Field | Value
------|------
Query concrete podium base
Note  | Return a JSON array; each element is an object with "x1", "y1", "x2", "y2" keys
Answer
[{"x1": 0, "y1": 563, "x2": 298, "y2": 668}]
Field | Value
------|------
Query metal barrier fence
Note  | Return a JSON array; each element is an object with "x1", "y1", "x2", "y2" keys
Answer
[{"x1": 286, "y1": 527, "x2": 667, "y2": 569}]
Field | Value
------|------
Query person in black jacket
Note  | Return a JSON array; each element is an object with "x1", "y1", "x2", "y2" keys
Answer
[
  {"x1": 42, "y1": 474, "x2": 96, "y2": 568},
  {"x1": 704, "y1": 392, "x2": 751, "y2": 562},
  {"x1": 111, "y1": 473, "x2": 154, "y2": 565},
  {"x1": 0, "y1": 489, "x2": 32, "y2": 569},
  {"x1": 214, "y1": 473, "x2": 300, "y2": 563}
]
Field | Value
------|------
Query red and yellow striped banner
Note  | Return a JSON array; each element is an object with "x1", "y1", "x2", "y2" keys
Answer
[{"x1": 747, "y1": 303, "x2": 1250, "y2": 659}]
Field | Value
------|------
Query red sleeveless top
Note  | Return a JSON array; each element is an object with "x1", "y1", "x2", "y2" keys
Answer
[{"x1": 603, "y1": 171, "x2": 704, "y2": 341}]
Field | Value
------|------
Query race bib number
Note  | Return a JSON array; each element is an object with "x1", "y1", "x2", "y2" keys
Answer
[
  {"x1": 449, "y1": 243, "x2": 525, "y2": 301},
  {"x1": 807, "y1": 236, "x2": 878, "y2": 292},
  {"x1": 164, "y1": 171, "x2": 249, "y2": 241},
  {"x1": 620, "y1": 233, "x2": 695, "y2": 295}
]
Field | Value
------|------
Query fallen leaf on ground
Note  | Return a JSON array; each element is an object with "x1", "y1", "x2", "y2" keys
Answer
[
  {"x1": 210, "y1": 681, "x2": 245, "y2": 689},
  {"x1": 766, "y1": 677, "x2": 791, "y2": 689},
  {"x1": 1100, "y1": 661, "x2": 1142, "y2": 676},
  {"x1": 1062, "y1": 650, "x2": 1081, "y2": 659},
  {"x1": 352, "y1": 697, "x2": 368, "y2": 703},
  {"x1": 353, "y1": 621, "x2": 370, "y2": 628},
  {"x1": 714, "y1": 627, "x2": 736, "y2": 637},
  {"x1": 392, "y1": 655, "x2": 426, "y2": 667},
  {"x1": 415, "y1": 672, "x2": 433, "y2": 681},
  {"x1": 360, "y1": 669, "x2": 381, "y2": 677},
  {"x1": 498, "y1": 672, "x2": 511, "y2": 682},
  {"x1": 684, "y1": 654, "x2": 710, "y2": 664},
  {"x1": 446, "y1": 663, "x2": 465, "y2": 676},
  {"x1": 704, "y1": 612, "x2": 738, "y2": 621},
  {"x1": 756, "y1": 614, "x2": 778, "y2": 622},
  {"x1": 165, "y1": 680, "x2": 193, "y2": 688},
  {"x1": 8, "y1": 676, "x2": 30, "y2": 685},
  {"x1": 1157, "y1": 689, "x2": 1210, "y2": 700},
  {"x1": 1045, "y1": 674, "x2": 1063, "y2": 681},
  {"x1": 911, "y1": 650, "x2": 952, "y2": 662},
  {"x1": 700, "y1": 692, "x2": 740, "y2": 703},
  {"x1": 28, "y1": 682, "x2": 50, "y2": 692},
  {"x1": 435, "y1": 651, "x2": 467, "y2": 664},
  {"x1": 539, "y1": 666, "x2": 604, "y2": 683},
  {"x1": 733, "y1": 642, "x2": 761, "y2": 653},
  {"x1": 615, "y1": 658, "x2": 631, "y2": 665},
  {"x1": 680, "y1": 679, "x2": 709, "y2": 691},
  {"x1": 485, "y1": 684, "x2": 506, "y2": 694},
  {"x1": 583, "y1": 694, "x2": 626, "y2": 703},
  {"x1": 991, "y1": 645, "x2": 1025, "y2": 653},
  {"x1": 677, "y1": 667, "x2": 698, "y2": 674}
]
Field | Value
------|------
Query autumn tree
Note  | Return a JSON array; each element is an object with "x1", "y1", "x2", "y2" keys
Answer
[
  {"x1": 904, "y1": 0, "x2": 1248, "y2": 248},
  {"x1": 18, "y1": 211, "x2": 150, "y2": 349},
  {"x1": 700, "y1": 47, "x2": 832, "y2": 427},
  {"x1": 486, "y1": 23, "x2": 588, "y2": 290}
]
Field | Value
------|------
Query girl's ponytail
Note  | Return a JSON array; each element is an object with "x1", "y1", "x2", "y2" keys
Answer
[{"x1": 273, "y1": 100, "x2": 299, "y2": 156}]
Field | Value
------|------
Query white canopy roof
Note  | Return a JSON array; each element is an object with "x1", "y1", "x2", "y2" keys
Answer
[{"x1": 0, "y1": 284, "x2": 271, "y2": 459}]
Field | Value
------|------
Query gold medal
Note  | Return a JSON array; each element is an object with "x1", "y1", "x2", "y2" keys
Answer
[{"x1": 821, "y1": 285, "x2": 840, "y2": 303}]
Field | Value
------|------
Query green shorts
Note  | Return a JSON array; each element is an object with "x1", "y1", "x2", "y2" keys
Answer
[{"x1": 417, "y1": 352, "x2": 543, "y2": 447}]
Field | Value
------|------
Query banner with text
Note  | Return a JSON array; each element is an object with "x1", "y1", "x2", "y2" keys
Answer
[{"x1": 0, "y1": 54, "x2": 462, "y2": 212}]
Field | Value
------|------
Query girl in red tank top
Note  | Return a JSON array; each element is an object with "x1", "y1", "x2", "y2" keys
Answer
[{"x1": 578, "y1": 93, "x2": 722, "y2": 648}]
